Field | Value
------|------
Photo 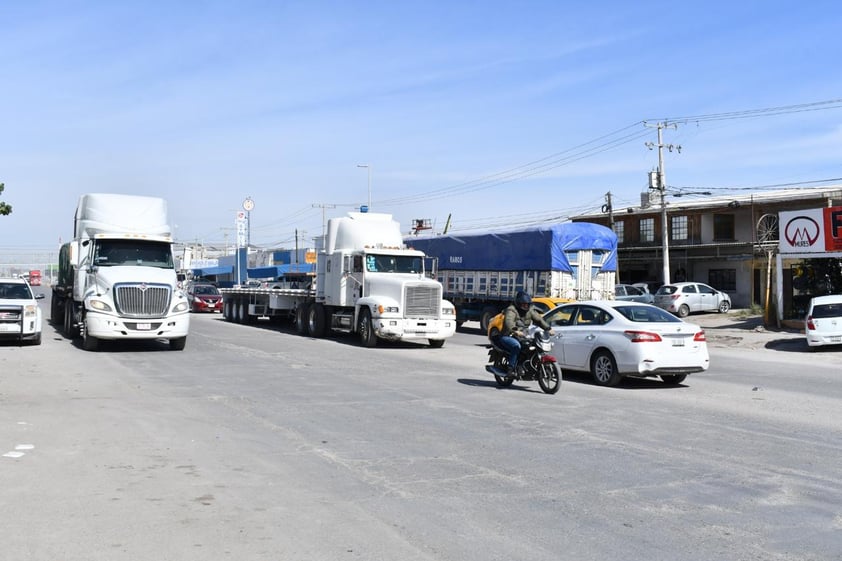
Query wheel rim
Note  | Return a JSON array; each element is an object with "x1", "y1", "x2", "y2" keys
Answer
[
  {"x1": 594, "y1": 356, "x2": 613, "y2": 383},
  {"x1": 360, "y1": 314, "x2": 370, "y2": 341}
]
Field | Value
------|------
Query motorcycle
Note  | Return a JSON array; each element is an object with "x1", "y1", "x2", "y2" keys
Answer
[{"x1": 485, "y1": 326, "x2": 562, "y2": 394}]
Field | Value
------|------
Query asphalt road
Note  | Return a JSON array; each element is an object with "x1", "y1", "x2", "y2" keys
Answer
[{"x1": 1, "y1": 309, "x2": 840, "y2": 561}]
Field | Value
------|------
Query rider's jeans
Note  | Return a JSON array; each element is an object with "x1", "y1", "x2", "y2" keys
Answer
[{"x1": 496, "y1": 335, "x2": 522, "y2": 370}]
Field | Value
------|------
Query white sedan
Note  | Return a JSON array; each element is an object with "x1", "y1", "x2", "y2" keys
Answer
[{"x1": 543, "y1": 300, "x2": 709, "y2": 386}]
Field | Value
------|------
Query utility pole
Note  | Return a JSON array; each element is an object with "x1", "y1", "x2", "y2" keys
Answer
[
  {"x1": 312, "y1": 203, "x2": 337, "y2": 240},
  {"x1": 645, "y1": 121, "x2": 680, "y2": 286}
]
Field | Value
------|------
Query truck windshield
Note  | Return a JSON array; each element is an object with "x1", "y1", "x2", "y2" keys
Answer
[
  {"x1": 365, "y1": 254, "x2": 423, "y2": 274},
  {"x1": 93, "y1": 240, "x2": 174, "y2": 268}
]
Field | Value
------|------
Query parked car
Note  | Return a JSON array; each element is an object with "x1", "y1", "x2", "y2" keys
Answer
[
  {"x1": 187, "y1": 283, "x2": 223, "y2": 313},
  {"x1": 653, "y1": 282, "x2": 731, "y2": 317},
  {"x1": 543, "y1": 300, "x2": 709, "y2": 386},
  {"x1": 0, "y1": 277, "x2": 44, "y2": 345},
  {"x1": 614, "y1": 283, "x2": 653, "y2": 303},
  {"x1": 804, "y1": 294, "x2": 842, "y2": 349},
  {"x1": 531, "y1": 296, "x2": 574, "y2": 314}
]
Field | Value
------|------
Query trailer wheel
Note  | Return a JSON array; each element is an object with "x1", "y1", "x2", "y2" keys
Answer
[
  {"x1": 358, "y1": 308, "x2": 377, "y2": 347},
  {"x1": 295, "y1": 305, "x2": 310, "y2": 335},
  {"x1": 307, "y1": 303, "x2": 326, "y2": 337},
  {"x1": 480, "y1": 306, "x2": 498, "y2": 333},
  {"x1": 223, "y1": 299, "x2": 232, "y2": 321}
]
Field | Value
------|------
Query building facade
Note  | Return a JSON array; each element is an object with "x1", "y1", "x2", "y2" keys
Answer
[{"x1": 571, "y1": 186, "x2": 842, "y2": 322}]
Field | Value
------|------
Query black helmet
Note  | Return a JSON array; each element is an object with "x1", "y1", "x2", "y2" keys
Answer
[{"x1": 515, "y1": 290, "x2": 532, "y2": 308}]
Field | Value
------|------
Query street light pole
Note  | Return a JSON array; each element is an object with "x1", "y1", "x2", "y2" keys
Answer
[{"x1": 357, "y1": 164, "x2": 371, "y2": 209}]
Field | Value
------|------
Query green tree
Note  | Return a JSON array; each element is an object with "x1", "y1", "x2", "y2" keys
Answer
[{"x1": 0, "y1": 183, "x2": 11, "y2": 215}]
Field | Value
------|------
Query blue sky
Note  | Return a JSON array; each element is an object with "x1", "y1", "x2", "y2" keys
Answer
[{"x1": 1, "y1": 0, "x2": 841, "y2": 260}]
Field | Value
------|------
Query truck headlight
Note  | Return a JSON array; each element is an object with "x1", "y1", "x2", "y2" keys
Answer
[
  {"x1": 377, "y1": 305, "x2": 399, "y2": 314},
  {"x1": 89, "y1": 299, "x2": 113, "y2": 312},
  {"x1": 441, "y1": 307, "x2": 455, "y2": 316},
  {"x1": 24, "y1": 304, "x2": 38, "y2": 317},
  {"x1": 173, "y1": 302, "x2": 189, "y2": 313}
]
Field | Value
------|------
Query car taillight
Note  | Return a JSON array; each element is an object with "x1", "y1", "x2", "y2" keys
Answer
[
  {"x1": 693, "y1": 330, "x2": 706, "y2": 342},
  {"x1": 806, "y1": 316, "x2": 816, "y2": 330},
  {"x1": 671, "y1": 294, "x2": 680, "y2": 300},
  {"x1": 624, "y1": 330, "x2": 662, "y2": 342}
]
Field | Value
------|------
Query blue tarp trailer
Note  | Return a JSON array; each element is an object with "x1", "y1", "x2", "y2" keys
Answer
[{"x1": 406, "y1": 222, "x2": 618, "y2": 329}]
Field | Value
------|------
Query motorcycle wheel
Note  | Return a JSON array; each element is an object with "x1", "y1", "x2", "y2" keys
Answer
[
  {"x1": 538, "y1": 362, "x2": 561, "y2": 394},
  {"x1": 492, "y1": 356, "x2": 514, "y2": 387}
]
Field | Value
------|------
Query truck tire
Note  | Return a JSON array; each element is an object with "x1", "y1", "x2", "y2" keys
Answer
[
  {"x1": 358, "y1": 308, "x2": 377, "y2": 347},
  {"x1": 64, "y1": 302, "x2": 79, "y2": 339},
  {"x1": 82, "y1": 319, "x2": 99, "y2": 352},
  {"x1": 307, "y1": 303, "x2": 327, "y2": 338},
  {"x1": 237, "y1": 300, "x2": 247, "y2": 324},
  {"x1": 480, "y1": 306, "x2": 498, "y2": 333},
  {"x1": 223, "y1": 300, "x2": 232, "y2": 321},
  {"x1": 295, "y1": 305, "x2": 310, "y2": 335},
  {"x1": 170, "y1": 337, "x2": 187, "y2": 351},
  {"x1": 428, "y1": 339, "x2": 445, "y2": 348},
  {"x1": 50, "y1": 293, "x2": 62, "y2": 325}
]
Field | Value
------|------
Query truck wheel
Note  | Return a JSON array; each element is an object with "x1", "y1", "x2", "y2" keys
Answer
[
  {"x1": 64, "y1": 303, "x2": 79, "y2": 339},
  {"x1": 170, "y1": 337, "x2": 187, "y2": 351},
  {"x1": 295, "y1": 305, "x2": 310, "y2": 335},
  {"x1": 222, "y1": 300, "x2": 231, "y2": 321},
  {"x1": 358, "y1": 308, "x2": 377, "y2": 347},
  {"x1": 82, "y1": 321, "x2": 99, "y2": 352},
  {"x1": 237, "y1": 300, "x2": 247, "y2": 324},
  {"x1": 480, "y1": 307, "x2": 497, "y2": 333},
  {"x1": 50, "y1": 294, "x2": 62, "y2": 325},
  {"x1": 428, "y1": 339, "x2": 445, "y2": 348},
  {"x1": 307, "y1": 303, "x2": 326, "y2": 337}
]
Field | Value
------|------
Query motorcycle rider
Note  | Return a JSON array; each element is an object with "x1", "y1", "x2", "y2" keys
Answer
[{"x1": 492, "y1": 290, "x2": 554, "y2": 376}]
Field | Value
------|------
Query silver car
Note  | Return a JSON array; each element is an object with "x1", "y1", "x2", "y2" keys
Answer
[
  {"x1": 654, "y1": 282, "x2": 731, "y2": 318},
  {"x1": 614, "y1": 283, "x2": 654, "y2": 303},
  {"x1": 805, "y1": 294, "x2": 842, "y2": 348}
]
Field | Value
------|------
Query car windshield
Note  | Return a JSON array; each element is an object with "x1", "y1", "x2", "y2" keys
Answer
[
  {"x1": 193, "y1": 285, "x2": 220, "y2": 295},
  {"x1": 812, "y1": 303, "x2": 842, "y2": 318},
  {"x1": 615, "y1": 305, "x2": 682, "y2": 323},
  {"x1": 0, "y1": 282, "x2": 33, "y2": 299}
]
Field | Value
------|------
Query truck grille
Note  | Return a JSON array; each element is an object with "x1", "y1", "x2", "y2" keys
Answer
[
  {"x1": 114, "y1": 284, "x2": 171, "y2": 318},
  {"x1": 405, "y1": 285, "x2": 440, "y2": 318}
]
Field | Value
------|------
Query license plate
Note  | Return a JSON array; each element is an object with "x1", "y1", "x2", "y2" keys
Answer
[
  {"x1": 136, "y1": 323, "x2": 152, "y2": 331},
  {"x1": 671, "y1": 338, "x2": 685, "y2": 346},
  {"x1": 829, "y1": 336, "x2": 842, "y2": 343},
  {"x1": 0, "y1": 323, "x2": 19, "y2": 332}
]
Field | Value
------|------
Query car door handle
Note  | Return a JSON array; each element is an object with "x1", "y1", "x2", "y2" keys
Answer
[{"x1": 586, "y1": 334, "x2": 596, "y2": 340}]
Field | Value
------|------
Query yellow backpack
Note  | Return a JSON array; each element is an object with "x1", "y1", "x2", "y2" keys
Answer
[{"x1": 487, "y1": 312, "x2": 505, "y2": 338}]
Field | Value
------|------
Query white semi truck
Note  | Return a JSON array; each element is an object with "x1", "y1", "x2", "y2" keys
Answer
[
  {"x1": 220, "y1": 211, "x2": 456, "y2": 347},
  {"x1": 51, "y1": 193, "x2": 190, "y2": 351}
]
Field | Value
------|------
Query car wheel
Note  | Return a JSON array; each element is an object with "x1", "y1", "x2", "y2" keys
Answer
[
  {"x1": 661, "y1": 374, "x2": 686, "y2": 385},
  {"x1": 718, "y1": 300, "x2": 731, "y2": 313},
  {"x1": 590, "y1": 350, "x2": 622, "y2": 387},
  {"x1": 677, "y1": 304, "x2": 690, "y2": 318}
]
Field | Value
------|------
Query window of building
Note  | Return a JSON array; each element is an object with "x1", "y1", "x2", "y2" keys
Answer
[
  {"x1": 640, "y1": 218, "x2": 654, "y2": 242},
  {"x1": 714, "y1": 214, "x2": 735, "y2": 241},
  {"x1": 671, "y1": 215, "x2": 688, "y2": 241},
  {"x1": 613, "y1": 220, "x2": 625, "y2": 243},
  {"x1": 709, "y1": 269, "x2": 736, "y2": 292}
]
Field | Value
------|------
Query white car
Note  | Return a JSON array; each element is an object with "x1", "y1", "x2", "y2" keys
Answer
[
  {"x1": 805, "y1": 294, "x2": 842, "y2": 349},
  {"x1": 0, "y1": 277, "x2": 44, "y2": 345},
  {"x1": 653, "y1": 282, "x2": 731, "y2": 317},
  {"x1": 543, "y1": 300, "x2": 709, "y2": 386}
]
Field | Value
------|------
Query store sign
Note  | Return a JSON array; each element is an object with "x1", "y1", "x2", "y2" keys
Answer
[{"x1": 779, "y1": 206, "x2": 842, "y2": 253}]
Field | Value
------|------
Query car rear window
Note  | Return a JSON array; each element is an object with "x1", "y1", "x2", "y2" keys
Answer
[
  {"x1": 811, "y1": 303, "x2": 842, "y2": 318},
  {"x1": 616, "y1": 305, "x2": 682, "y2": 323},
  {"x1": 656, "y1": 285, "x2": 677, "y2": 295}
]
